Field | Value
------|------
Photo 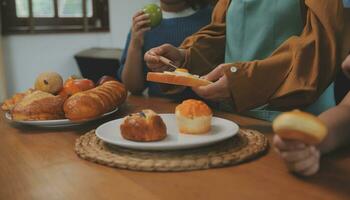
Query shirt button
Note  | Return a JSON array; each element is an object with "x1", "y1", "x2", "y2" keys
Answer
[{"x1": 230, "y1": 66, "x2": 238, "y2": 73}]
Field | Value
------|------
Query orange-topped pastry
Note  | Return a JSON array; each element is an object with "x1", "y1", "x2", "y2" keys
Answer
[{"x1": 175, "y1": 99, "x2": 212, "y2": 134}]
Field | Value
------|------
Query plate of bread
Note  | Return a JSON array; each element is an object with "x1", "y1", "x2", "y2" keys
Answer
[
  {"x1": 4, "y1": 108, "x2": 119, "y2": 127},
  {"x1": 96, "y1": 99, "x2": 239, "y2": 150},
  {"x1": 2, "y1": 73, "x2": 127, "y2": 128}
]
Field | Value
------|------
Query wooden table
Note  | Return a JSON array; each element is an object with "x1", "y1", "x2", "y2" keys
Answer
[{"x1": 1, "y1": 95, "x2": 350, "y2": 200}]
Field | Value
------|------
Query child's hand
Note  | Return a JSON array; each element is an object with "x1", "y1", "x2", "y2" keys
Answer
[
  {"x1": 273, "y1": 135, "x2": 320, "y2": 176},
  {"x1": 130, "y1": 10, "x2": 151, "y2": 47},
  {"x1": 144, "y1": 44, "x2": 185, "y2": 72}
]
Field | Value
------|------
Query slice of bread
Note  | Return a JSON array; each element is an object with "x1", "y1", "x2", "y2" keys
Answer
[{"x1": 147, "y1": 71, "x2": 212, "y2": 87}]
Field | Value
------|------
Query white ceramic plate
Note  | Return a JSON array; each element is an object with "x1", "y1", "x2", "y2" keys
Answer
[
  {"x1": 96, "y1": 114, "x2": 239, "y2": 150},
  {"x1": 5, "y1": 108, "x2": 119, "y2": 128}
]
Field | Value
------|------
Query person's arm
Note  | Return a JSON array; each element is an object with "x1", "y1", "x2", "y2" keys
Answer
[
  {"x1": 179, "y1": 0, "x2": 229, "y2": 75},
  {"x1": 273, "y1": 92, "x2": 350, "y2": 176},
  {"x1": 319, "y1": 56, "x2": 350, "y2": 152},
  {"x1": 121, "y1": 11, "x2": 150, "y2": 94},
  {"x1": 225, "y1": 0, "x2": 348, "y2": 112},
  {"x1": 182, "y1": 0, "x2": 349, "y2": 112},
  {"x1": 143, "y1": 0, "x2": 228, "y2": 95},
  {"x1": 318, "y1": 91, "x2": 350, "y2": 154},
  {"x1": 144, "y1": 0, "x2": 228, "y2": 74}
]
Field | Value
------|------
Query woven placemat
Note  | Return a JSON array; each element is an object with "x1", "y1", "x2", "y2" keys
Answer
[{"x1": 75, "y1": 129, "x2": 269, "y2": 172}]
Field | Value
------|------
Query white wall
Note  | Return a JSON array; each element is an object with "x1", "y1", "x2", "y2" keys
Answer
[
  {"x1": 3, "y1": 0, "x2": 156, "y2": 95},
  {"x1": 0, "y1": 37, "x2": 7, "y2": 101}
]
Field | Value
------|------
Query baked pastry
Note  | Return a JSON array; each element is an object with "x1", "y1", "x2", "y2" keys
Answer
[
  {"x1": 175, "y1": 99, "x2": 212, "y2": 134},
  {"x1": 1, "y1": 89, "x2": 35, "y2": 112},
  {"x1": 64, "y1": 80, "x2": 127, "y2": 121},
  {"x1": 120, "y1": 109, "x2": 167, "y2": 142},
  {"x1": 147, "y1": 68, "x2": 212, "y2": 87},
  {"x1": 11, "y1": 90, "x2": 65, "y2": 120},
  {"x1": 272, "y1": 110, "x2": 328, "y2": 145}
]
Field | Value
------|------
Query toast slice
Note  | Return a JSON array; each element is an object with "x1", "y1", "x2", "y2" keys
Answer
[{"x1": 147, "y1": 70, "x2": 212, "y2": 87}]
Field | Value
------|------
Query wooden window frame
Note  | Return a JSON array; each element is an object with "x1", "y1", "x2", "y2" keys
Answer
[{"x1": 1, "y1": 0, "x2": 110, "y2": 34}]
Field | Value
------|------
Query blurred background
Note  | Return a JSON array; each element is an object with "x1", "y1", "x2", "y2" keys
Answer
[{"x1": 0, "y1": 0, "x2": 157, "y2": 100}]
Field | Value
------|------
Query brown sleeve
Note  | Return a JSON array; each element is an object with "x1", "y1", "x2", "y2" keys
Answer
[
  {"x1": 224, "y1": 0, "x2": 350, "y2": 112},
  {"x1": 180, "y1": 0, "x2": 229, "y2": 75},
  {"x1": 159, "y1": 0, "x2": 230, "y2": 95}
]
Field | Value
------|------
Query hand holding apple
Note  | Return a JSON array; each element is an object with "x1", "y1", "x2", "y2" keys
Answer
[
  {"x1": 144, "y1": 44, "x2": 186, "y2": 72},
  {"x1": 130, "y1": 4, "x2": 162, "y2": 47},
  {"x1": 143, "y1": 4, "x2": 162, "y2": 28}
]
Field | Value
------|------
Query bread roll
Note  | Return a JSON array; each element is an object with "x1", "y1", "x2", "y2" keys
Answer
[
  {"x1": 64, "y1": 80, "x2": 127, "y2": 121},
  {"x1": 147, "y1": 69, "x2": 212, "y2": 87},
  {"x1": 120, "y1": 109, "x2": 167, "y2": 142},
  {"x1": 272, "y1": 110, "x2": 328, "y2": 145},
  {"x1": 175, "y1": 99, "x2": 212, "y2": 134}
]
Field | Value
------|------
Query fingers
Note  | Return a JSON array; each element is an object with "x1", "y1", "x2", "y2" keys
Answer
[
  {"x1": 151, "y1": 44, "x2": 175, "y2": 58},
  {"x1": 342, "y1": 55, "x2": 350, "y2": 79},
  {"x1": 273, "y1": 135, "x2": 306, "y2": 151},
  {"x1": 203, "y1": 64, "x2": 231, "y2": 82},
  {"x1": 192, "y1": 63, "x2": 231, "y2": 101},
  {"x1": 280, "y1": 148, "x2": 311, "y2": 162},
  {"x1": 134, "y1": 20, "x2": 151, "y2": 31},
  {"x1": 144, "y1": 51, "x2": 163, "y2": 71},
  {"x1": 301, "y1": 160, "x2": 320, "y2": 176},
  {"x1": 132, "y1": 12, "x2": 150, "y2": 31},
  {"x1": 132, "y1": 11, "x2": 149, "y2": 23},
  {"x1": 132, "y1": 10, "x2": 144, "y2": 20},
  {"x1": 144, "y1": 44, "x2": 182, "y2": 72},
  {"x1": 192, "y1": 75, "x2": 230, "y2": 101},
  {"x1": 289, "y1": 147, "x2": 320, "y2": 175},
  {"x1": 273, "y1": 135, "x2": 321, "y2": 176}
]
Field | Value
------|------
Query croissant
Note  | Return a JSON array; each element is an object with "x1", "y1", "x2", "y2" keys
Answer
[
  {"x1": 1, "y1": 89, "x2": 35, "y2": 112},
  {"x1": 12, "y1": 90, "x2": 65, "y2": 121},
  {"x1": 64, "y1": 80, "x2": 127, "y2": 121}
]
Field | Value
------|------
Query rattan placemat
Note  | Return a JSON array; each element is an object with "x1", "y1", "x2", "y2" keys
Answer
[{"x1": 75, "y1": 129, "x2": 269, "y2": 172}]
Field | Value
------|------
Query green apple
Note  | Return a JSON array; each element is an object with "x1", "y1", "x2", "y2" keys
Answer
[{"x1": 143, "y1": 4, "x2": 162, "y2": 28}]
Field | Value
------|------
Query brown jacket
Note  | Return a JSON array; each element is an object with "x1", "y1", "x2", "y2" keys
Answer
[{"x1": 178, "y1": 0, "x2": 350, "y2": 112}]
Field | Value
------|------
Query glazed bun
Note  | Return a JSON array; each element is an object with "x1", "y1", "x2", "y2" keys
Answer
[
  {"x1": 175, "y1": 99, "x2": 212, "y2": 134},
  {"x1": 272, "y1": 110, "x2": 328, "y2": 145},
  {"x1": 120, "y1": 109, "x2": 167, "y2": 142}
]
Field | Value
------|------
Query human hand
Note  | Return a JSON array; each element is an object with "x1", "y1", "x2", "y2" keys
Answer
[
  {"x1": 191, "y1": 63, "x2": 232, "y2": 101},
  {"x1": 273, "y1": 135, "x2": 321, "y2": 176},
  {"x1": 144, "y1": 44, "x2": 185, "y2": 72},
  {"x1": 130, "y1": 10, "x2": 151, "y2": 47},
  {"x1": 342, "y1": 55, "x2": 350, "y2": 79}
]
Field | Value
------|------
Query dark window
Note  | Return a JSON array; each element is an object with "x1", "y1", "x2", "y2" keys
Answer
[{"x1": 1, "y1": 0, "x2": 109, "y2": 34}]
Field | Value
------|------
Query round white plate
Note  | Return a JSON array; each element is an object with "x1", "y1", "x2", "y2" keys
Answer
[
  {"x1": 5, "y1": 108, "x2": 118, "y2": 128},
  {"x1": 96, "y1": 114, "x2": 239, "y2": 150}
]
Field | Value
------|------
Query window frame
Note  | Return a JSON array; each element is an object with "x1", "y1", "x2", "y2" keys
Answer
[{"x1": 1, "y1": 0, "x2": 110, "y2": 34}]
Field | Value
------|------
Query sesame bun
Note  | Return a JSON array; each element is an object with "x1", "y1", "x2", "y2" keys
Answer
[
  {"x1": 120, "y1": 109, "x2": 167, "y2": 142},
  {"x1": 272, "y1": 110, "x2": 328, "y2": 145},
  {"x1": 175, "y1": 99, "x2": 212, "y2": 134}
]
